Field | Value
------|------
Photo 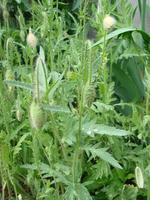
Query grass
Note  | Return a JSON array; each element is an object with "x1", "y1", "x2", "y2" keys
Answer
[{"x1": 0, "y1": 0, "x2": 150, "y2": 199}]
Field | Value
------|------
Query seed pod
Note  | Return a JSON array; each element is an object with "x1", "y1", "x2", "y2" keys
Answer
[
  {"x1": 103, "y1": 15, "x2": 116, "y2": 30},
  {"x1": 84, "y1": 84, "x2": 96, "y2": 107},
  {"x1": 26, "y1": 28, "x2": 37, "y2": 48},
  {"x1": 135, "y1": 166, "x2": 144, "y2": 188},
  {"x1": 30, "y1": 101, "x2": 46, "y2": 130}
]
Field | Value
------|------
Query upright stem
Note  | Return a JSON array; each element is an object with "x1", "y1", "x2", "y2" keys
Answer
[
  {"x1": 141, "y1": 0, "x2": 147, "y2": 31},
  {"x1": 138, "y1": 0, "x2": 142, "y2": 15},
  {"x1": 138, "y1": 0, "x2": 147, "y2": 31},
  {"x1": 72, "y1": 0, "x2": 88, "y2": 184},
  {"x1": 100, "y1": 30, "x2": 109, "y2": 103}
]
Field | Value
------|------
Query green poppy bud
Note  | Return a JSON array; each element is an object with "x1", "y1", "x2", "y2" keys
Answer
[
  {"x1": 135, "y1": 166, "x2": 144, "y2": 189},
  {"x1": 30, "y1": 101, "x2": 46, "y2": 130}
]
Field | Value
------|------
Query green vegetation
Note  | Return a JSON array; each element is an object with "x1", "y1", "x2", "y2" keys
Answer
[{"x1": 0, "y1": 0, "x2": 150, "y2": 199}]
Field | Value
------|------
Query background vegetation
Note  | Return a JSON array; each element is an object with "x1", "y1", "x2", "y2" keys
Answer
[{"x1": 0, "y1": 0, "x2": 150, "y2": 199}]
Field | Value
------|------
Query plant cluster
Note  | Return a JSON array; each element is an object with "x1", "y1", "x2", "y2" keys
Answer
[{"x1": 0, "y1": 0, "x2": 150, "y2": 200}]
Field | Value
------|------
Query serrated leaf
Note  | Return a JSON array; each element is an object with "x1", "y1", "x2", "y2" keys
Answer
[
  {"x1": 4, "y1": 80, "x2": 32, "y2": 91},
  {"x1": 21, "y1": 164, "x2": 37, "y2": 170},
  {"x1": 122, "y1": 185, "x2": 138, "y2": 200},
  {"x1": 42, "y1": 104, "x2": 71, "y2": 113},
  {"x1": 64, "y1": 185, "x2": 75, "y2": 200},
  {"x1": 82, "y1": 121, "x2": 130, "y2": 137},
  {"x1": 72, "y1": 0, "x2": 83, "y2": 11},
  {"x1": 84, "y1": 146, "x2": 122, "y2": 169},
  {"x1": 13, "y1": 132, "x2": 31, "y2": 158},
  {"x1": 75, "y1": 183, "x2": 93, "y2": 200},
  {"x1": 64, "y1": 184, "x2": 92, "y2": 200},
  {"x1": 91, "y1": 102, "x2": 114, "y2": 113}
]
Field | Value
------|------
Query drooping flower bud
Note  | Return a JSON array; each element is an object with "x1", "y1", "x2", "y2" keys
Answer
[
  {"x1": 26, "y1": 28, "x2": 37, "y2": 48},
  {"x1": 103, "y1": 15, "x2": 116, "y2": 30},
  {"x1": 30, "y1": 101, "x2": 46, "y2": 130},
  {"x1": 135, "y1": 166, "x2": 144, "y2": 188}
]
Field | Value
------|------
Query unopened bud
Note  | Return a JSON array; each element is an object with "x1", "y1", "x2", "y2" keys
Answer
[
  {"x1": 30, "y1": 101, "x2": 46, "y2": 130},
  {"x1": 103, "y1": 15, "x2": 116, "y2": 30},
  {"x1": 135, "y1": 166, "x2": 144, "y2": 188},
  {"x1": 18, "y1": 194, "x2": 22, "y2": 200},
  {"x1": 26, "y1": 28, "x2": 37, "y2": 48}
]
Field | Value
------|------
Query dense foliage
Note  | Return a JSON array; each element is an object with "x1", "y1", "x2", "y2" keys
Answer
[{"x1": 0, "y1": 0, "x2": 150, "y2": 199}]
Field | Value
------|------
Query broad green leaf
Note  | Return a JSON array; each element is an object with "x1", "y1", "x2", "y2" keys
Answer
[
  {"x1": 126, "y1": 58, "x2": 145, "y2": 97},
  {"x1": 91, "y1": 27, "x2": 150, "y2": 48},
  {"x1": 112, "y1": 58, "x2": 145, "y2": 102},
  {"x1": 82, "y1": 121, "x2": 130, "y2": 137},
  {"x1": 91, "y1": 27, "x2": 136, "y2": 47},
  {"x1": 84, "y1": 146, "x2": 122, "y2": 169}
]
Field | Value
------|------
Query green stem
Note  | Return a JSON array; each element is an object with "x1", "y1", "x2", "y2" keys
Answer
[
  {"x1": 72, "y1": 0, "x2": 88, "y2": 183},
  {"x1": 142, "y1": 0, "x2": 147, "y2": 31},
  {"x1": 100, "y1": 30, "x2": 108, "y2": 103},
  {"x1": 72, "y1": 87, "x2": 83, "y2": 184},
  {"x1": 146, "y1": 93, "x2": 149, "y2": 115},
  {"x1": 138, "y1": 0, "x2": 147, "y2": 31},
  {"x1": 138, "y1": 0, "x2": 142, "y2": 16},
  {"x1": 50, "y1": 113, "x2": 67, "y2": 161}
]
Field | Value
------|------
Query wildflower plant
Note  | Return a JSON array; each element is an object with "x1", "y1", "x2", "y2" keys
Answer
[{"x1": 0, "y1": 0, "x2": 150, "y2": 200}]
